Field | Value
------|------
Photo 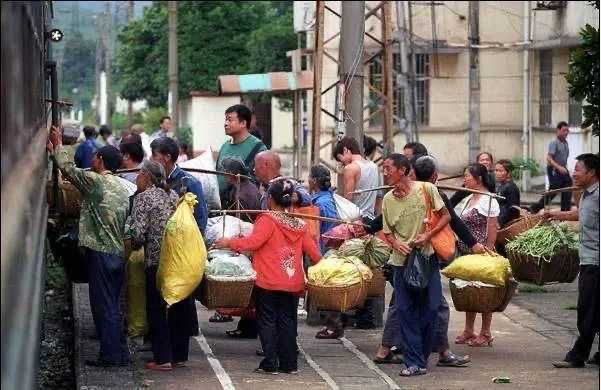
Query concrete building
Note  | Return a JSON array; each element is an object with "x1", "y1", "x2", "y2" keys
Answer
[{"x1": 297, "y1": 1, "x2": 599, "y2": 181}]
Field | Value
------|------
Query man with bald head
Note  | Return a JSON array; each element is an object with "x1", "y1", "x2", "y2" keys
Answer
[{"x1": 254, "y1": 150, "x2": 311, "y2": 209}]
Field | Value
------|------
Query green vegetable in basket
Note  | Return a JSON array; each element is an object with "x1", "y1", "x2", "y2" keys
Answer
[
  {"x1": 337, "y1": 236, "x2": 391, "y2": 269},
  {"x1": 505, "y1": 222, "x2": 579, "y2": 262}
]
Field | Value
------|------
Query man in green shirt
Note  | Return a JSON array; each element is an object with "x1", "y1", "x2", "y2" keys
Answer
[
  {"x1": 381, "y1": 153, "x2": 450, "y2": 377},
  {"x1": 48, "y1": 126, "x2": 130, "y2": 367},
  {"x1": 216, "y1": 104, "x2": 267, "y2": 204}
]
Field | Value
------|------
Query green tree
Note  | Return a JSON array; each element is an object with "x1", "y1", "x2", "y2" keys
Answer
[
  {"x1": 116, "y1": 1, "x2": 295, "y2": 108},
  {"x1": 60, "y1": 31, "x2": 96, "y2": 110},
  {"x1": 565, "y1": 1, "x2": 599, "y2": 136}
]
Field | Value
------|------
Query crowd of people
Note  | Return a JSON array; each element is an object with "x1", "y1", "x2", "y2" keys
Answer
[{"x1": 47, "y1": 108, "x2": 599, "y2": 376}]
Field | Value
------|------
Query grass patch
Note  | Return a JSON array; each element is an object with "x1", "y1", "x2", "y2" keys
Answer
[
  {"x1": 518, "y1": 283, "x2": 548, "y2": 293},
  {"x1": 562, "y1": 304, "x2": 578, "y2": 310}
]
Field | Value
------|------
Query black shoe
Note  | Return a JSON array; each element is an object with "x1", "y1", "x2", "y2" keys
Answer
[
  {"x1": 587, "y1": 353, "x2": 599, "y2": 365},
  {"x1": 280, "y1": 368, "x2": 299, "y2": 374},
  {"x1": 85, "y1": 359, "x2": 129, "y2": 367},
  {"x1": 254, "y1": 367, "x2": 279, "y2": 375},
  {"x1": 552, "y1": 360, "x2": 585, "y2": 368},
  {"x1": 256, "y1": 348, "x2": 264, "y2": 357}
]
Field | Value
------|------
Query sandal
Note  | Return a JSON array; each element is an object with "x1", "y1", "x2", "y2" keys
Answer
[
  {"x1": 399, "y1": 366, "x2": 427, "y2": 377},
  {"x1": 209, "y1": 312, "x2": 233, "y2": 323},
  {"x1": 468, "y1": 334, "x2": 494, "y2": 347},
  {"x1": 437, "y1": 352, "x2": 470, "y2": 367},
  {"x1": 455, "y1": 332, "x2": 476, "y2": 345},
  {"x1": 315, "y1": 328, "x2": 343, "y2": 339},
  {"x1": 373, "y1": 352, "x2": 404, "y2": 365},
  {"x1": 173, "y1": 362, "x2": 186, "y2": 368}
]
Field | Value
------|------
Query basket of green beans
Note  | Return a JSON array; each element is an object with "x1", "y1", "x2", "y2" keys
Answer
[{"x1": 505, "y1": 222, "x2": 579, "y2": 285}]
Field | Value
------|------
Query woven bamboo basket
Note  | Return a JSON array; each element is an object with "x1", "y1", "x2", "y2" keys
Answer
[
  {"x1": 497, "y1": 214, "x2": 544, "y2": 244},
  {"x1": 450, "y1": 279, "x2": 518, "y2": 313},
  {"x1": 506, "y1": 247, "x2": 579, "y2": 286},
  {"x1": 47, "y1": 180, "x2": 82, "y2": 218},
  {"x1": 366, "y1": 269, "x2": 386, "y2": 297},
  {"x1": 198, "y1": 275, "x2": 255, "y2": 310},
  {"x1": 307, "y1": 281, "x2": 367, "y2": 312}
]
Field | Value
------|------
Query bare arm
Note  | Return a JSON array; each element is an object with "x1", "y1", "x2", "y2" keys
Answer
[
  {"x1": 486, "y1": 216, "x2": 498, "y2": 249},
  {"x1": 547, "y1": 154, "x2": 568, "y2": 174},
  {"x1": 544, "y1": 209, "x2": 579, "y2": 221},
  {"x1": 343, "y1": 164, "x2": 359, "y2": 201}
]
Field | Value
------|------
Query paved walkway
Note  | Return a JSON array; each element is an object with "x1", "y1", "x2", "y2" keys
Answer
[{"x1": 73, "y1": 280, "x2": 599, "y2": 390}]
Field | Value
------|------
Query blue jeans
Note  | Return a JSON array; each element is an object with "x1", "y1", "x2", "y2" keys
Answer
[
  {"x1": 87, "y1": 249, "x2": 129, "y2": 363},
  {"x1": 393, "y1": 258, "x2": 441, "y2": 369}
]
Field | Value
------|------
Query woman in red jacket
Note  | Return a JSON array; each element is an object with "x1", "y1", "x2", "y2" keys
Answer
[{"x1": 215, "y1": 178, "x2": 321, "y2": 374}]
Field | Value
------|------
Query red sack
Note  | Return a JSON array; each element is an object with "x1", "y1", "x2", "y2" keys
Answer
[{"x1": 322, "y1": 223, "x2": 367, "y2": 249}]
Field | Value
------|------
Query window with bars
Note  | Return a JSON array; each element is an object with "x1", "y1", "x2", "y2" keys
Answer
[
  {"x1": 568, "y1": 97, "x2": 583, "y2": 127},
  {"x1": 539, "y1": 50, "x2": 553, "y2": 127},
  {"x1": 368, "y1": 54, "x2": 430, "y2": 127}
]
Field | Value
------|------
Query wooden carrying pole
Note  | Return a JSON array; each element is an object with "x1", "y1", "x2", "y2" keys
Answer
[
  {"x1": 538, "y1": 186, "x2": 579, "y2": 196},
  {"x1": 114, "y1": 167, "x2": 252, "y2": 181},
  {"x1": 349, "y1": 184, "x2": 505, "y2": 200},
  {"x1": 210, "y1": 209, "x2": 368, "y2": 228}
]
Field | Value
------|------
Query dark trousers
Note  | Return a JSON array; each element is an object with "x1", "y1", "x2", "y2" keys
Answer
[
  {"x1": 393, "y1": 260, "x2": 441, "y2": 369},
  {"x1": 433, "y1": 295, "x2": 450, "y2": 353},
  {"x1": 566, "y1": 265, "x2": 600, "y2": 364},
  {"x1": 381, "y1": 286, "x2": 402, "y2": 348},
  {"x1": 87, "y1": 249, "x2": 129, "y2": 363},
  {"x1": 256, "y1": 288, "x2": 298, "y2": 371},
  {"x1": 145, "y1": 266, "x2": 197, "y2": 364},
  {"x1": 531, "y1": 167, "x2": 573, "y2": 213},
  {"x1": 355, "y1": 298, "x2": 376, "y2": 326}
]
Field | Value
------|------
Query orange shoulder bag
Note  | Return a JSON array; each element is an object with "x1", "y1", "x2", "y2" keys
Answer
[{"x1": 421, "y1": 185, "x2": 456, "y2": 261}]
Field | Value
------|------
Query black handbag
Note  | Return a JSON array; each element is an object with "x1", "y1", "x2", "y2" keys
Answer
[{"x1": 402, "y1": 249, "x2": 434, "y2": 291}]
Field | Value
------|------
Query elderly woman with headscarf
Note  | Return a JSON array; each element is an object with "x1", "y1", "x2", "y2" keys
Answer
[{"x1": 125, "y1": 160, "x2": 199, "y2": 371}]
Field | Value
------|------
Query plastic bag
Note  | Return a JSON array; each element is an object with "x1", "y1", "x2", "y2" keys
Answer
[
  {"x1": 205, "y1": 249, "x2": 256, "y2": 278},
  {"x1": 322, "y1": 223, "x2": 368, "y2": 249},
  {"x1": 333, "y1": 193, "x2": 361, "y2": 222},
  {"x1": 205, "y1": 216, "x2": 254, "y2": 247},
  {"x1": 403, "y1": 249, "x2": 435, "y2": 291},
  {"x1": 308, "y1": 255, "x2": 372, "y2": 287},
  {"x1": 441, "y1": 254, "x2": 512, "y2": 287},
  {"x1": 127, "y1": 248, "x2": 148, "y2": 337},
  {"x1": 179, "y1": 149, "x2": 221, "y2": 210},
  {"x1": 158, "y1": 193, "x2": 208, "y2": 306}
]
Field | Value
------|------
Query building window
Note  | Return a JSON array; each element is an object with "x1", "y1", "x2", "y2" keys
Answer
[
  {"x1": 371, "y1": 53, "x2": 429, "y2": 127},
  {"x1": 539, "y1": 50, "x2": 553, "y2": 127},
  {"x1": 568, "y1": 97, "x2": 582, "y2": 127}
]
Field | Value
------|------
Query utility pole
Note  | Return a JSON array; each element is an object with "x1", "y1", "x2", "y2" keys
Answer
[
  {"x1": 522, "y1": 0, "x2": 531, "y2": 191},
  {"x1": 467, "y1": 1, "x2": 481, "y2": 163},
  {"x1": 104, "y1": 1, "x2": 113, "y2": 127},
  {"x1": 127, "y1": 0, "x2": 134, "y2": 129},
  {"x1": 168, "y1": 1, "x2": 178, "y2": 131},
  {"x1": 396, "y1": 1, "x2": 416, "y2": 143},
  {"x1": 340, "y1": 1, "x2": 365, "y2": 151},
  {"x1": 95, "y1": 13, "x2": 103, "y2": 124}
]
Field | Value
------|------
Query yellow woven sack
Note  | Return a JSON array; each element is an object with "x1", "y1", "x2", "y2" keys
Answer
[
  {"x1": 441, "y1": 254, "x2": 512, "y2": 287},
  {"x1": 127, "y1": 248, "x2": 148, "y2": 337},
  {"x1": 158, "y1": 193, "x2": 207, "y2": 306},
  {"x1": 308, "y1": 255, "x2": 373, "y2": 287}
]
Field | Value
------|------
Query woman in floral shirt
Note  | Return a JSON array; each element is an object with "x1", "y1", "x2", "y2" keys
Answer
[{"x1": 126, "y1": 160, "x2": 199, "y2": 371}]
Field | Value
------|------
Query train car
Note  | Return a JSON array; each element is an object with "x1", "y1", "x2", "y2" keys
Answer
[{"x1": 1, "y1": 2, "x2": 53, "y2": 389}]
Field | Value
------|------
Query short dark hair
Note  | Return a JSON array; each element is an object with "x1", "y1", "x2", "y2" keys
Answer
[
  {"x1": 180, "y1": 143, "x2": 189, "y2": 152},
  {"x1": 121, "y1": 133, "x2": 142, "y2": 146},
  {"x1": 385, "y1": 153, "x2": 411, "y2": 176},
  {"x1": 120, "y1": 141, "x2": 144, "y2": 164},
  {"x1": 403, "y1": 142, "x2": 428, "y2": 157},
  {"x1": 83, "y1": 126, "x2": 96, "y2": 138},
  {"x1": 363, "y1": 135, "x2": 378, "y2": 157},
  {"x1": 221, "y1": 156, "x2": 249, "y2": 178},
  {"x1": 225, "y1": 104, "x2": 252, "y2": 130},
  {"x1": 96, "y1": 145, "x2": 122, "y2": 172},
  {"x1": 310, "y1": 165, "x2": 332, "y2": 191},
  {"x1": 151, "y1": 137, "x2": 179, "y2": 163},
  {"x1": 413, "y1": 156, "x2": 437, "y2": 182},
  {"x1": 557, "y1": 121, "x2": 569, "y2": 130},
  {"x1": 159, "y1": 116, "x2": 171, "y2": 125},
  {"x1": 99, "y1": 125, "x2": 112, "y2": 136},
  {"x1": 575, "y1": 153, "x2": 599, "y2": 178},
  {"x1": 267, "y1": 178, "x2": 296, "y2": 208},
  {"x1": 495, "y1": 159, "x2": 513, "y2": 176},
  {"x1": 332, "y1": 136, "x2": 361, "y2": 160},
  {"x1": 465, "y1": 163, "x2": 495, "y2": 192}
]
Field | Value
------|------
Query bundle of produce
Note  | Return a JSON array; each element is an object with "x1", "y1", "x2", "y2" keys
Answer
[
  {"x1": 322, "y1": 223, "x2": 367, "y2": 249},
  {"x1": 449, "y1": 278, "x2": 518, "y2": 313},
  {"x1": 505, "y1": 222, "x2": 579, "y2": 285},
  {"x1": 441, "y1": 254, "x2": 512, "y2": 287},
  {"x1": 198, "y1": 249, "x2": 256, "y2": 309},
  {"x1": 204, "y1": 216, "x2": 254, "y2": 247},
  {"x1": 307, "y1": 255, "x2": 371, "y2": 311},
  {"x1": 336, "y1": 236, "x2": 392, "y2": 269}
]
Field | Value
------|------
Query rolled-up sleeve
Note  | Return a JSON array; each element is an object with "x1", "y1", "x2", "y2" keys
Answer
[{"x1": 54, "y1": 145, "x2": 96, "y2": 194}]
